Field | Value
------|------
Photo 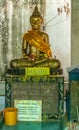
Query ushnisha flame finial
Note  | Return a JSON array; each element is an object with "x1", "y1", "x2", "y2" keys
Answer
[{"x1": 30, "y1": 5, "x2": 43, "y2": 21}]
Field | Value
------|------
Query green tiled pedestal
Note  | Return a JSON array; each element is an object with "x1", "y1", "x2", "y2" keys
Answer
[{"x1": 5, "y1": 75, "x2": 64, "y2": 121}]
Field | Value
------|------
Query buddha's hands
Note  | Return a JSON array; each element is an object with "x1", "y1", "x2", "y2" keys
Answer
[{"x1": 22, "y1": 53, "x2": 28, "y2": 59}]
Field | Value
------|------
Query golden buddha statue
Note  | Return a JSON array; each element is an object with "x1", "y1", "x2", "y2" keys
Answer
[{"x1": 10, "y1": 5, "x2": 61, "y2": 70}]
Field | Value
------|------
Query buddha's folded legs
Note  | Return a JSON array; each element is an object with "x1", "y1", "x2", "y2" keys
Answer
[
  {"x1": 35, "y1": 59, "x2": 61, "y2": 69},
  {"x1": 10, "y1": 57, "x2": 61, "y2": 69},
  {"x1": 10, "y1": 59, "x2": 33, "y2": 68}
]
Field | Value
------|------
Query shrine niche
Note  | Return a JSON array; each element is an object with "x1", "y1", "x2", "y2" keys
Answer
[{"x1": 0, "y1": 0, "x2": 71, "y2": 80}]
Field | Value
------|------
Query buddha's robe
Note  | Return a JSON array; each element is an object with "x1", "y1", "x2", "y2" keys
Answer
[{"x1": 23, "y1": 30, "x2": 52, "y2": 58}]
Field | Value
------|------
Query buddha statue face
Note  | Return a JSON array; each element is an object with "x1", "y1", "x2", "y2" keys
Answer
[
  {"x1": 30, "y1": 6, "x2": 43, "y2": 30},
  {"x1": 30, "y1": 17, "x2": 43, "y2": 30}
]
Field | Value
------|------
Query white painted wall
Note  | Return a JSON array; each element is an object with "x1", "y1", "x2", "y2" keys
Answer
[{"x1": 45, "y1": 0, "x2": 71, "y2": 81}]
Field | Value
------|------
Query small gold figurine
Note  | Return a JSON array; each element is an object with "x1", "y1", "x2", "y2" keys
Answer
[{"x1": 10, "y1": 5, "x2": 61, "y2": 69}]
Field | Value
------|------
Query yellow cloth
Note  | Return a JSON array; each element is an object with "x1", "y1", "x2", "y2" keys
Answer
[{"x1": 23, "y1": 30, "x2": 52, "y2": 58}]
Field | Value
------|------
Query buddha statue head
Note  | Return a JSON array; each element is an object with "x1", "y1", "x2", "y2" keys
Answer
[{"x1": 30, "y1": 5, "x2": 43, "y2": 30}]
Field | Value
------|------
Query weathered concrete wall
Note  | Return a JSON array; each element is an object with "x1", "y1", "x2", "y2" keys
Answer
[{"x1": 71, "y1": 0, "x2": 79, "y2": 65}]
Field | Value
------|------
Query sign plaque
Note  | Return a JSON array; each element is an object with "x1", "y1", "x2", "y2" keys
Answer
[
  {"x1": 25, "y1": 67, "x2": 50, "y2": 75},
  {"x1": 14, "y1": 100, "x2": 42, "y2": 121}
]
